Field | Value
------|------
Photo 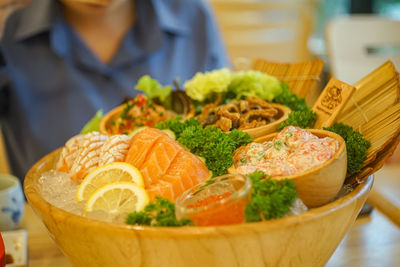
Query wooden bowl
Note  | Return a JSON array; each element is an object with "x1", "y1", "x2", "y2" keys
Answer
[
  {"x1": 237, "y1": 103, "x2": 291, "y2": 139},
  {"x1": 229, "y1": 129, "x2": 347, "y2": 208},
  {"x1": 24, "y1": 149, "x2": 372, "y2": 267},
  {"x1": 99, "y1": 93, "x2": 195, "y2": 135},
  {"x1": 99, "y1": 104, "x2": 124, "y2": 134}
]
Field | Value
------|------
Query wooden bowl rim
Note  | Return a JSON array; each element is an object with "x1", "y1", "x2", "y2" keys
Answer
[
  {"x1": 231, "y1": 129, "x2": 347, "y2": 182},
  {"x1": 100, "y1": 103, "x2": 291, "y2": 136},
  {"x1": 24, "y1": 148, "x2": 371, "y2": 238},
  {"x1": 99, "y1": 105, "x2": 125, "y2": 135}
]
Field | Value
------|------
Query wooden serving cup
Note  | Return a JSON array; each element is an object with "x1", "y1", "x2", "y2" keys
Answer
[
  {"x1": 99, "y1": 105, "x2": 124, "y2": 135},
  {"x1": 24, "y1": 149, "x2": 372, "y2": 267},
  {"x1": 99, "y1": 93, "x2": 195, "y2": 135},
  {"x1": 241, "y1": 103, "x2": 291, "y2": 139},
  {"x1": 229, "y1": 129, "x2": 347, "y2": 208}
]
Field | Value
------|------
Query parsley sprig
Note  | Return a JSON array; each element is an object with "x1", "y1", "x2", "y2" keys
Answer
[
  {"x1": 156, "y1": 118, "x2": 253, "y2": 176},
  {"x1": 324, "y1": 123, "x2": 371, "y2": 174},
  {"x1": 274, "y1": 83, "x2": 317, "y2": 129},
  {"x1": 126, "y1": 196, "x2": 193, "y2": 227},
  {"x1": 245, "y1": 171, "x2": 298, "y2": 222}
]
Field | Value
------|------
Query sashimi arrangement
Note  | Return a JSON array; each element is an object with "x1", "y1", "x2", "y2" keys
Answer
[{"x1": 38, "y1": 68, "x2": 373, "y2": 227}]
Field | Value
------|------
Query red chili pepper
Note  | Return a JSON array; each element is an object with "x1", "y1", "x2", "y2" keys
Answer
[{"x1": 136, "y1": 94, "x2": 147, "y2": 106}]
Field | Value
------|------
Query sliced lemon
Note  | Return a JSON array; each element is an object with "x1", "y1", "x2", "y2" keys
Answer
[
  {"x1": 85, "y1": 182, "x2": 149, "y2": 214},
  {"x1": 77, "y1": 162, "x2": 144, "y2": 203}
]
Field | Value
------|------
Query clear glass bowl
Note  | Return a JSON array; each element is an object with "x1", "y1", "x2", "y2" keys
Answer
[{"x1": 175, "y1": 174, "x2": 252, "y2": 226}]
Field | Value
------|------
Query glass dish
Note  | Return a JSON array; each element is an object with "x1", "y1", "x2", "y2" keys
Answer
[{"x1": 175, "y1": 174, "x2": 252, "y2": 226}]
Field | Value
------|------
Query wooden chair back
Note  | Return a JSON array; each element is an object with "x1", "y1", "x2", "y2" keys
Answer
[
  {"x1": 326, "y1": 15, "x2": 400, "y2": 84},
  {"x1": 210, "y1": 0, "x2": 314, "y2": 69}
]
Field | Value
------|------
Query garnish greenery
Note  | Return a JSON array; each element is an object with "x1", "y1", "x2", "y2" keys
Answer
[
  {"x1": 80, "y1": 110, "x2": 103, "y2": 134},
  {"x1": 228, "y1": 70, "x2": 282, "y2": 102},
  {"x1": 184, "y1": 68, "x2": 231, "y2": 102},
  {"x1": 184, "y1": 69, "x2": 283, "y2": 104},
  {"x1": 323, "y1": 123, "x2": 371, "y2": 174},
  {"x1": 126, "y1": 196, "x2": 193, "y2": 227},
  {"x1": 277, "y1": 110, "x2": 317, "y2": 130},
  {"x1": 155, "y1": 118, "x2": 253, "y2": 176},
  {"x1": 245, "y1": 171, "x2": 298, "y2": 222},
  {"x1": 135, "y1": 75, "x2": 172, "y2": 106},
  {"x1": 273, "y1": 83, "x2": 309, "y2": 111},
  {"x1": 274, "y1": 83, "x2": 317, "y2": 129}
]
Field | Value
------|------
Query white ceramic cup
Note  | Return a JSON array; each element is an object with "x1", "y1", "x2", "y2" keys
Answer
[{"x1": 0, "y1": 174, "x2": 25, "y2": 231}]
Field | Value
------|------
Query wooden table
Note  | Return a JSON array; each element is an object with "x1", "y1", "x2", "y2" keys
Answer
[{"x1": 20, "y1": 165, "x2": 400, "y2": 267}]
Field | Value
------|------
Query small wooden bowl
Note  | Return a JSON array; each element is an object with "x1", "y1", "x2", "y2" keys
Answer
[
  {"x1": 99, "y1": 95, "x2": 195, "y2": 135},
  {"x1": 99, "y1": 105, "x2": 124, "y2": 135},
  {"x1": 24, "y1": 149, "x2": 372, "y2": 267},
  {"x1": 239, "y1": 103, "x2": 291, "y2": 139},
  {"x1": 229, "y1": 129, "x2": 347, "y2": 208}
]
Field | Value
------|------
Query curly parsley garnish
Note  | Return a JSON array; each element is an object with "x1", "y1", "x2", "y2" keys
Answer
[
  {"x1": 126, "y1": 196, "x2": 193, "y2": 227},
  {"x1": 245, "y1": 171, "x2": 298, "y2": 222},
  {"x1": 324, "y1": 123, "x2": 370, "y2": 174},
  {"x1": 156, "y1": 118, "x2": 253, "y2": 176}
]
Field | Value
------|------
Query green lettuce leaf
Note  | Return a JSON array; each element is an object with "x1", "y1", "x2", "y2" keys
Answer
[
  {"x1": 228, "y1": 70, "x2": 282, "y2": 102},
  {"x1": 80, "y1": 110, "x2": 103, "y2": 134},
  {"x1": 135, "y1": 75, "x2": 172, "y2": 102}
]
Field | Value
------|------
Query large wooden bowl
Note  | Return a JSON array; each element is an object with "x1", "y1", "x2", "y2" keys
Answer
[
  {"x1": 240, "y1": 103, "x2": 291, "y2": 139},
  {"x1": 229, "y1": 129, "x2": 347, "y2": 207},
  {"x1": 24, "y1": 149, "x2": 372, "y2": 267}
]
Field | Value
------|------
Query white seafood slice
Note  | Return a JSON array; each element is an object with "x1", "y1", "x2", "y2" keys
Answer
[
  {"x1": 56, "y1": 135, "x2": 84, "y2": 172},
  {"x1": 98, "y1": 135, "x2": 130, "y2": 166},
  {"x1": 70, "y1": 132, "x2": 109, "y2": 181}
]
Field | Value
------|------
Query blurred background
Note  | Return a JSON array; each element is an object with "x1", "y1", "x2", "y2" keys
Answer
[
  {"x1": 209, "y1": 0, "x2": 400, "y2": 83},
  {"x1": 0, "y1": 0, "x2": 399, "y2": 82},
  {"x1": 0, "y1": 1, "x2": 399, "y2": 266}
]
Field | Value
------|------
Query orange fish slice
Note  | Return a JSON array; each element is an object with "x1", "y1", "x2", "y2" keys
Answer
[
  {"x1": 139, "y1": 135, "x2": 182, "y2": 187},
  {"x1": 125, "y1": 128, "x2": 211, "y2": 201},
  {"x1": 125, "y1": 128, "x2": 166, "y2": 168}
]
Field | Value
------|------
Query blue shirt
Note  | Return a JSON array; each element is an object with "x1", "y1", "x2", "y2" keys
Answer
[{"x1": 0, "y1": 0, "x2": 230, "y2": 179}]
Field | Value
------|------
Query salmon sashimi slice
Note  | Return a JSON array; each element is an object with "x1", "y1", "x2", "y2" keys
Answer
[
  {"x1": 98, "y1": 134, "x2": 130, "y2": 165},
  {"x1": 166, "y1": 151, "x2": 211, "y2": 187},
  {"x1": 70, "y1": 132, "x2": 109, "y2": 180},
  {"x1": 56, "y1": 134, "x2": 84, "y2": 172},
  {"x1": 124, "y1": 127, "x2": 211, "y2": 201},
  {"x1": 125, "y1": 128, "x2": 167, "y2": 168},
  {"x1": 147, "y1": 180, "x2": 175, "y2": 202},
  {"x1": 139, "y1": 136, "x2": 182, "y2": 187},
  {"x1": 147, "y1": 151, "x2": 210, "y2": 201}
]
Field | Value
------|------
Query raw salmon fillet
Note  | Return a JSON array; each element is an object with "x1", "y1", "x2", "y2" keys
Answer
[
  {"x1": 126, "y1": 128, "x2": 210, "y2": 201},
  {"x1": 125, "y1": 128, "x2": 165, "y2": 168}
]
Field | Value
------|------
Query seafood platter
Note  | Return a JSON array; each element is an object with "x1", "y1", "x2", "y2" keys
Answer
[{"x1": 24, "y1": 60, "x2": 400, "y2": 266}]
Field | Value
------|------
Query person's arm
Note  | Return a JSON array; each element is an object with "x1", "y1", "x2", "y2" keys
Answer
[
  {"x1": 0, "y1": 45, "x2": 9, "y2": 118},
  {"x1": 201, "y1": 0, "x2": 231, "y2": 70}
]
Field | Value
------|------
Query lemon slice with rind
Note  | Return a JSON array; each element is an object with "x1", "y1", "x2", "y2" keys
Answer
[
  {"x1": 85, "y1": 182, "x2": 149, "y2": 214},
  {"x1": 77, "y1": 162, "x2": 144, "y2": 203}
]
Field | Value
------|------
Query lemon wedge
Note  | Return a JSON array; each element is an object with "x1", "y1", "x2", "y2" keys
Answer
[
  {"x1": 77, "y1": 162, "x2": 144, "y2": 203},
  {"x1": 85, "y1": 182, "x2": 149, "y2": 214}
]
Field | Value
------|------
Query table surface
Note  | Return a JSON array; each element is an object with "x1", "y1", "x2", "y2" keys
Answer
[{"x1": 18, "y1": 165, "x2": 400, "y2": 267}]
